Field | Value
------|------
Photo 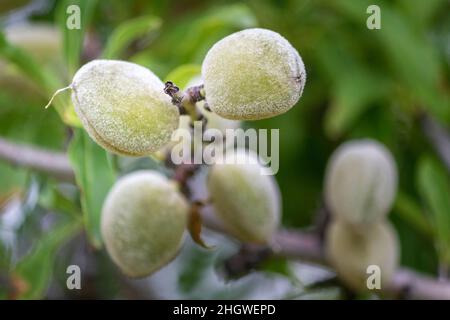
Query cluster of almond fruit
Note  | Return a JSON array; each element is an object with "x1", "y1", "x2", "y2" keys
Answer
[{"x1": 50, "y1": 28, "x2": 305, "y2": 277}]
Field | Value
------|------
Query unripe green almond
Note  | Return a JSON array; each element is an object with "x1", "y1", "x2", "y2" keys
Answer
[
  {"x1": 325, "y1": 139, "x2": 398, "y2": 226},
  {"x1": 207, "y1": 149, "x2": 281, "y2": 243},
  {"x1": 202, "y1": 28, "x2": 306, "y2": 120},
  {"x1": 101, "y1": 171, "x2": 188, "y2": 277},
  {"x1": 72, "y1": 60, "x2": 179, "y2": 156},
  {"x1": 326, "y1": 219, "x2": 399, "y2": 292}
]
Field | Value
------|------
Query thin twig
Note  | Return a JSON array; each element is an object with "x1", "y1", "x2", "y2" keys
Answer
[
  {"x1": 164, "y1": 82, "x2": 205, "y2": 121},
  {"x1": 0, "y1": 137, "x2": 74, "y2": 181}
]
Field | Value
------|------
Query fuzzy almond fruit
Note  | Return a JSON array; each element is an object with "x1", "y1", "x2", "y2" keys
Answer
[
  {"x1": 202, "y1": 28, "x2": 306, "y2": 120},
  {"x1": 207, "y1": 149, "x2": 281, "y2": 243},
  {"x1": 101, "y1": 170, "x2": 188, "y2": 277},
  {"x1": 71, "y1": 60, "x2": 179, "y2": 156}
]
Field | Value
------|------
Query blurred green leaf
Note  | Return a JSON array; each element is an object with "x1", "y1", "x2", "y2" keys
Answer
[
  {"x1": 0, "y1": 94, "x2": 66, "y2": 149},
  {"x1": 0, "y1": 163, "x2": 27, "y2": 203},
  {"x1": 0, "y1": 239, "x2": 11, "y2": 272},
  {"x1": 167, "y1": 3, "x2": 257, "y2": 63},
  {"x1": 417, "y1": 157, "x2": 450, "y2": 263},
  {"x1": 68, "y1": 129, "x2": 116, "y2": 248},
  {"x1": 0, "y1": 32, "x2": 58, "y2": 93},
  {"x1": 0, "y1": 90, "x2": 66, "y2": 199},
  {"x1": 0, "y1": 240, "x2": 12, "y2": 299},
  {"x1": 324, "y1": 70, "x2": 390, "y2": 138},
  {"x1": 39, "y1": 183, "x2": 81, "y2": 219},
  {"x1": 261, "y1": 258, "x2": 292, "y2": 279},
  {"x1": 102, "y1": 15, "x2": 161, "y2": 59},
  {"x1": 0, "y1": 31, "x2": 80, "y2": 126},
  {"x1": 131, "y1": 3, "x2": 257, "y2": 76},
  {"x1": 164, "y1": 64, "x2": 201, "y2": 89},
  {"x1": 178, "y1": 247, "x2": 214, "y2": 294},
  {"x1": 56, "y1": 0, "x2": 98, "y2": 76},
  {"x1": 397, "y1": 0, "x2": 447, "y2": 27},
  {"x1": 331, "y1": 0, "x2": 450, "y2": 122},
  {"x1": 379, "y1": 8, "x2": 449, "y2": 122},
  {"x1": 393, "y1": 192, "x2": 434, "y2": 239},
  {"x1": 13, "y1": 219, "x2": 81, "y2": 299}
]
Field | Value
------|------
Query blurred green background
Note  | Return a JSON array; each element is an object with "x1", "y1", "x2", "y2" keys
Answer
[{"x1": 0, "y1": 0, "x2": 449, "y2": 299}]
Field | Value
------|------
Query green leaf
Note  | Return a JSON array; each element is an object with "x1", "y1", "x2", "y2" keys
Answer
[
  {"x1": 0, "y1": 91, "x2": 66, "y2": 199},
  {"x1": 0, "y1": 239, "x2": 11, "y2": 299},
  {"x1": 261, "y1": 258, "x2": 292, "y2": 279},
  {"x1": 56, "y1": 0, "x2": 98, "y2": 76},
  {"x1": 68, "y1": 129, "x2": 116, "y2": 248},
  {"x1": 0, "y1": 163, "x2": 27, "y2": 203},
  {"x1": 397, "y1": 0, "x2": 448, "y2": 27},
  {"x1": 0, "y1": 31, "x2": 59, "y2": 92},
  {"x1": 130, "y1": 3, "x2": 257, "y2": 75},
  {"x1": 0, "y1": 31, "x2": 80, "y2": 126},
  {"x1": 0, "y1": 239, "x2": 11, "y2": 272},
  {"x1": 167, "y1": 3, "x2": 257, "y2": 64},
  {"x1": 417, "y1": 157, "x2": 450, "y2": 263},
  {"x1": 378, "y1": 8, "x2": 449, "y2": 121},
  {"x1": 164, "y1": 64, "x2": 201, "y2": 90},
  {"x1": 178, "y1": 247, "x2": 215, "y2": 294},
  {"x1": 324, "y1": 69, "x2": 390, "y2": 138},
  {"x1": 393, "y1": 192, "x2": 434, "y2": 239},
  {"x1": 102, "y1": 15, "x2": 162, "y2": 59},
  {"x1": 331, "y1": 0, "x2": 450, "y2": 122},
  {"x1": 13, "y1": 219, "x2": 81, "y2": 299},
  {"x1": 39, "y1": 182, "x2": 81, "y2": 218}
]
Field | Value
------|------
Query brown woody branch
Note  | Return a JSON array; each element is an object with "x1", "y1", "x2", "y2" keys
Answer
[
  {"x1": 0, "y1": 137, "x2": 449, "y2": 299},
  {"x1": 0, "y1": 137, "x2": 74, "y2": 182}
]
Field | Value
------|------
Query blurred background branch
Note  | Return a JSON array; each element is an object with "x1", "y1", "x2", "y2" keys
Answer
[
  {"x1": 0, "y1": 137, "x2": 74, "y2": 181},
  {"x1": 201, "y1": 206, "x2": 450, "y2": 300}
]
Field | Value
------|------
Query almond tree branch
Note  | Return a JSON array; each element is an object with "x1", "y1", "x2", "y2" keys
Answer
[
  {"x1": 0, "y1": 137, "x2": 74, "y2": 182},
  {"x1": 0, "y1": 138, "x2": 449, "y2": 299},
  {"x1": 201, "y1": 205, "x2": 450, "y2": 299},
  {"x1": 390, "y1": 268, "x2": 450, "y2": 300}
]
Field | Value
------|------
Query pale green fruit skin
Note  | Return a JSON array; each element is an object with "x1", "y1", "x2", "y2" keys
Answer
[
  {"x1": 207, "y1": 150, "x2": 281, "y2": 243},
  {"x1": 326, "y1": 219, "x2": 399, "y2": 292},
  {"x1": 101, "y1": 171, "x2": 188, "y2": 278},
  {"x1": 325, "y1": 139, "x2": 398, "y2": 226},
  {"x1": 72, "y1": 60, "x2": 179, "y2": 156},
  {"x1": 202, "y1": 28, "x2": 306, "y2": 120}
]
